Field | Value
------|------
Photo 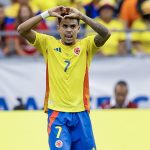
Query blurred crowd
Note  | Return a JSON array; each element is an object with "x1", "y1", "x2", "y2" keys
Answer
[{"x1": 0, "y1": 0, "x2": 150, "y2": 57}]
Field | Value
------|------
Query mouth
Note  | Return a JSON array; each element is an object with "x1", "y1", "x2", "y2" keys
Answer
[{"x1": 65, "y1": 34, "x2": 73, "y2": 40}]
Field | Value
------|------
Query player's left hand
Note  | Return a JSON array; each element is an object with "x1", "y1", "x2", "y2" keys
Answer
[{"x1": 64, "y1": 7, "x2": 82, "y2": 19}]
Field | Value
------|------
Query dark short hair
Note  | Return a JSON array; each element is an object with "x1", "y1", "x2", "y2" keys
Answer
[
  {"x1": 57, "y1": 13, "x2": 80, "y2": 25},
  {"x1": 115, "y1": 80, "x2": 128, "y2": 92},
  {"x1": 116, "y1": 80, "x2": 128, "y2": 87}
]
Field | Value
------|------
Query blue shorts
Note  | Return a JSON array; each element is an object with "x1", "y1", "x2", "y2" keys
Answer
[{"x1": 47, "y1": 109, "x2": 96, "y2": 150}]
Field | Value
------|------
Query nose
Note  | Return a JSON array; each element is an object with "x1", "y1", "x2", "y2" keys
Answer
[{"x1": 66, "y1": 27, "x2": 72, "y2": 32}]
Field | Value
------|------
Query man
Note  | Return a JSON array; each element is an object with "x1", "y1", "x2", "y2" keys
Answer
[
  {"x1": 111, "y1": 81, "x2": 137, "y2": 108},
  {"x1": 17, "y1": 6, "x2": 110, "y2": 150},
  {"x1": 131, "y1": 0, "x2": 150, "y2": 55},
  {"x1": 86, "y1": 0, "x2": 127, "y2": 56}
]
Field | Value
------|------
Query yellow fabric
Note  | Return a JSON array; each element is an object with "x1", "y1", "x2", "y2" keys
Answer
[
  {"x1": 57, "y1": 0, "x2": 71, "y2": 6},
  {"x1": 5, "y1": 2, "x2": 39, "y2": 18},
  {"x1": 131, "y1": 18, "x2": 150, "y2": 54},
  {"x1": 31, "y1": 32, "x2": 99, "y2": 112},
  {"x1": 86, "y1": 18, "x2": 126, "y2": 56}
]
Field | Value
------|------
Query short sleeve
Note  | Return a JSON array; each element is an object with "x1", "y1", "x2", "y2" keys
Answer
[
  {"x1": 84, "y1": 35, "x2": 100, "y2": 66},
  {"x1": 29, "y1": 31, "x2": 53, "y2": 62}
]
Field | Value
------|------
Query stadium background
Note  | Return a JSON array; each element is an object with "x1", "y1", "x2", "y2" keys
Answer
[{"x1": 0, "y1": 0, "x2": 150, "y2": 150}]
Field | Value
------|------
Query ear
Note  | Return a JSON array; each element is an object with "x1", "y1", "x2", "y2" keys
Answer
[{"x1": 77, "y1": 25, "x2": 80, "y2": 33}]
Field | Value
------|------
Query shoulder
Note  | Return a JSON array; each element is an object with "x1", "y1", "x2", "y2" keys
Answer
[
  {"x1": 80, "y1": 35, "x2": 95, "y2": 44},
  {"x1": 112, "y1": 19, "x2": 125, "y2": 27},
  {"x1": 127, "y1": 101, "x2": 138, "y2": 108},
  {"x1": 35, "y1": 32, "x2": 56, "y2": 40}
]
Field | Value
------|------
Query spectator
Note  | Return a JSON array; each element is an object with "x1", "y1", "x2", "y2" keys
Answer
[
  {"x1": 7, "y1": 4, "x2": 48, "y2": 56},
  {"x1": 86, "y1": 0, "x2": 127, "y2": 56},
  {"x1": 111, "y1": 81, "x2": 137, "y2": 108},
  {"x1": 84, "y1": 0, "x2": 101, "y2": 18},
  {"x1": 0, "y1": 3, "x2": 11, "y2": 57},
  {"x1": 5, "y1": 0, "x2": 39, "y2": 23},
  {"x1": 119, "y1": 0, "x2": 140, "y2": 28},
  {"x1": 131, "y1": 0, "x2": 150, "y2": 56}
]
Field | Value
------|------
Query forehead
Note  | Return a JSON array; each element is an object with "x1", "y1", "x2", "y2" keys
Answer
[
  {"x1": 116, "y1": 85, "x2": 127, "y2": 92},
  {"x1": 59, "y1": 18, "x2": 79, "y2": 26},
  {"x1": 21, "y1": 6, "x2": 29, "y2": 11}
]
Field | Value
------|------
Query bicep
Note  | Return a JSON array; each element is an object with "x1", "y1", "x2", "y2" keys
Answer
[
  {"x1": 94, "y1": 33, "x2": 111, "y2": 47},
  {"x1": 21, "y1": 30, "x2": 36, "y2": 44}
]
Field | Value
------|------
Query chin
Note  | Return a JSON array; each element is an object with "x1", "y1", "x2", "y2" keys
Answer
[
  {"x1": 64, "y1": 40, "x2": 74, "y2": 45},
  {"x1": 65, "y1": 42, "x2": 73, "y2": 45}
]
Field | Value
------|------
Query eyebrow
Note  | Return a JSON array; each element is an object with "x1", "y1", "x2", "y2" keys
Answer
[{"x1": 62, "y1": 23, "x2": 77, "y2": 26}]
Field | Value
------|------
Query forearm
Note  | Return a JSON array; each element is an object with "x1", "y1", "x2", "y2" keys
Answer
[
  {"x1": 17, "y1": 15, "x2": 42, "y2": 35},
  {"x1": 80, "y1": 14, "x2": 110, "y2": 37}
]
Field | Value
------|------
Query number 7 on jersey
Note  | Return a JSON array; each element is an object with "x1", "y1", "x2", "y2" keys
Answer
[{"x1": 64, "y1": 60, "x2": 70, "y2": 72}]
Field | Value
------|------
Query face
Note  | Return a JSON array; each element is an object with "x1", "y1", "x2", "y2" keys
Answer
[
  {"x1": 57, "y1": 18, "x2": 80, "y2": 45},
  {"x1": 0, "y1": 7, "x2": 5, "y2": 22},
  {"x1": 20, "y1": 6, "x2": 31, "y2": 22},
  {"x1": 115, "y1": 85, "x2": 128, "y2": 107},
  {"x1": 100, "y1": 7, "x2": 114, "y2": 21}
]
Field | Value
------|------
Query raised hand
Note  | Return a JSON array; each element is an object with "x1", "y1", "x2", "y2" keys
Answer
[
  {"x1": 48, "y1": 6, "x2": 66, "y2": 19},
  {"x1": 63, "y1": 7, "x2": 82, "y2": 19}
]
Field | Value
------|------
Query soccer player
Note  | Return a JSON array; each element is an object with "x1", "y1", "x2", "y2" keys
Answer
[{"x1": 17, "y1": 6, "x2": 110, "y2": 150}]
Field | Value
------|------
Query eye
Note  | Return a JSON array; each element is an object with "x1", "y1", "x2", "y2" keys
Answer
[
  {"x1": 63, "y1": 24, "x2": 68, "y2": 28},
  {"x1": 71, "y1": 25, "x2": 76, "y2": 29}
]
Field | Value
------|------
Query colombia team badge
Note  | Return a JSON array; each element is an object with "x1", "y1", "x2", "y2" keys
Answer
[
  {"x1": 73, "y1": 47, "x2": 80, "y2": 55},
  {"x1": 55, "y1": 140, "x2": 63, "y2": 148}
]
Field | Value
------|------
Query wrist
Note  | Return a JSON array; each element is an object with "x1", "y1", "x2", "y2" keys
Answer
[
  {"x1": 40, "y1": 11, "x2": 50, "y2": 19},
  {"x1": 79, "y1": 13, "x2": 85, "y2": 20}
]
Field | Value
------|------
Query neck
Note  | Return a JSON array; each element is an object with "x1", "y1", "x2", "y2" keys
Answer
[
  {"x1": 102, "y1": 18, "x2": 111, "y2": 23},
  {"x1": 61, "y1": 40, "x2": 76, "y2": 46},
  {"x1": 115, "y1": 104, "x2": 123, "y2": 108}
]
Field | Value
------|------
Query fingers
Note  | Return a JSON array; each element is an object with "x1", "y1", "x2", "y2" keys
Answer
[
  {"x1": 55, "y1": 14, "x2": 64, "y2": 19},
  {"x1": 59, "y1": 6, "x2": 66, "y2": 12},
  {"x1": 64, "y1": 14, "x2": 76, "y2": 19},
  {"x1": 50, "y1": 6, "x2": 78, "y2": 19},
  {"x1": 65, "y1": 7, "x2": 71, "y2": 13},
  {"x1": 53, "y1": 12, "x2": 64, "y2": 19}
]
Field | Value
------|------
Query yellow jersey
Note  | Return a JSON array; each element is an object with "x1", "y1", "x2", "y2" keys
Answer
[
  {"x1": 131, "y1": 18, "x2": 150, "y2": 54},
  {"x1": 31, "y1": 32, "x2": 99, "y2": 112}
]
